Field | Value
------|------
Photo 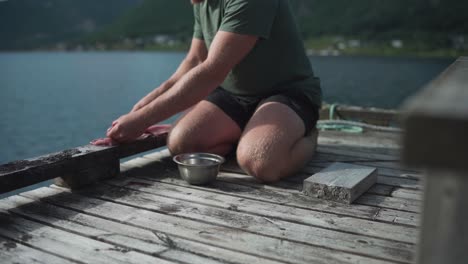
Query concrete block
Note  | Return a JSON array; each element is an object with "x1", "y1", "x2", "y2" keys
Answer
[{"x1": 303, "y1": 162, "x2": 377, "y2": 204}]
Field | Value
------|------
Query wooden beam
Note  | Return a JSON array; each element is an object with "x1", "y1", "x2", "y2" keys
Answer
[
  {"x1": 401, "y1": 57, "x2": 468, "y2": 264},
  {"x1": 303, "y1": 162, "x2": 377, "y2": 204},
  {"x1": 417, "y1": 170, "x2": 468, "y2": 264},
  {"x1": 402, "y1": 57, "x2": 468, "y2": 171},
  {"x1": 0, "y1": 133, "x2": 167, "y2": 194}
]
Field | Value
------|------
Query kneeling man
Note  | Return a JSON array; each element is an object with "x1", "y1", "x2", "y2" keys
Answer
[{"x1": 107, "y1": 0, "x2": 322, "y2": 182}]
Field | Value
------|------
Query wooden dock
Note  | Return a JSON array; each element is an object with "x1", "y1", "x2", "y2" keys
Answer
[
  {"x1": 3, "y1": 56, "x2": 466, "y2": 264},
  {"x1": 0, "y1": 129, "x2": 421, "y2": 264}
]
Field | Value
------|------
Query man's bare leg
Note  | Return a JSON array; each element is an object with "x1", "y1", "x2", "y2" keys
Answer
[
  {"x1": 168, "y1": 101, "x2": 242, "y2": 156},
  {"x1": 236, "y1": 102, "x2": 318, "y2": 182}
]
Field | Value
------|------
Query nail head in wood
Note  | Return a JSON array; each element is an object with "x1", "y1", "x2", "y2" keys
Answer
[{"x1": 303, "y1": 162, "x2": 377, "y2": 204}]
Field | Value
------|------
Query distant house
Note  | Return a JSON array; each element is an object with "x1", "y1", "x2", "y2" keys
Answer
[
  {"x1": 452, "y1": 35, "x2": 467, "y2": 50},
  {"x1": 391, "y1": 40, "x2": 404, "y2": 49},
  {"x1": 348, "y1": 40, "x2": 361, "y2": 48},
  {"x1": 153, "y1": 35, "x2": 178, "y2": 46}
]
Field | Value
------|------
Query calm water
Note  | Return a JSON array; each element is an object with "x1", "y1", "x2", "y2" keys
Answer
[
  {"x1": 0, "y1": 52, "x2": 453, "y2": 196},
  {"x1": 0, "y1": 51, "x2": 185, "y2": 164}
]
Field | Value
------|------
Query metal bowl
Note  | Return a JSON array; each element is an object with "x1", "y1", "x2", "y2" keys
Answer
[{"x1": 173, "y1": 153, "x2": 225, "y2": 185}]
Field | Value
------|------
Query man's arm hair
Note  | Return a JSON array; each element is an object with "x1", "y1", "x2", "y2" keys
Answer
[
  {"x1": 138, "y1": 31, "x2": 258, "y2": 126},
  {"x1": 131, "y1": 38, "x2": 208, "y2": 112}
]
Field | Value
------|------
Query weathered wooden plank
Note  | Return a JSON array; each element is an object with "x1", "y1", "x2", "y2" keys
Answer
[
  {"x1": 224, "y1": 172, "x2": 418, "y2": 217},
  {"x1": 318, "y1": 130, "x2": 401, "y2": 150},
  {"x1": 310, "y1": 153, "x2": 403, "y2": 172},
  {"x1": 0, "y1": 210, "x2": 175, "y2": 264},
  {"x1": 376, "y1": 176, "x2": 422, "y2": 190},
  {"x1": 221, "y1": 159, "x2": 419, "y2": 198},
  {"x1": 76, "y1": 183, "x2": 415, "y2": 263},
  {"x1": 376, "y1": 209, "x2": 421, "y2": 227},
  {"x1": 368, "y1": 184, "x2": 394, "y2": 196},
  {"x1": 111, "y1": 171, "x2": 419, "y2": 244},
  {"x1": 128, "y1": 157, "x2": 420, "y2": 227},
  {"x1": 152, "y1": 173, "x2": 420, "y2": 227},
  {"x1": 0, "y1": 235, "x2": 76, "y2": 264},
  {"x1": 402, "y1": 57, "x2": 468, "y2": 171},
  {"x1": 0, "y1": 133, "x2": 167, "y2": 194},
  {"x1": 303, "y1": 163, "x2": 377, "y2": 204},
  {"x1": 309, "y1": 159, "x2": 402, "y2": 173},
  {"x1": 135, "y1": 153, "x2": 419, "y2": 226},
  {"x1": 21, "y1": 187, "x2": 394, "y2": 264},
  {"x1": 217, "y1": 171, "x2": 418, "y2": 215},
  {"x1": 316, "y1": 146, "x2": 400, "y2": 161},
  {"x1": 416, "y1": 171, "x2": 468, "y2": 264},
  {"x1": 318, "y1": 144, "x2": 401, "y2": 158},
  {"x1": 0, "y1": 195, "x2": 267, "y2": 264},
  {"x1": 355, "y1": 195, "x2": 422, "y2": 213},
  {"x1": 391, "y1": 188, "x2": 423, "y2": 201}
]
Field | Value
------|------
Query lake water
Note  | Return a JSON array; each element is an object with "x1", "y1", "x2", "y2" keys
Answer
[{"x1": 0, "y1": 52, "x2": 453, "y2": 197}]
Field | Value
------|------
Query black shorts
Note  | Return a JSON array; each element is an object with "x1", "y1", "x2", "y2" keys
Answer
[{"x1": 204, "y1": 87, "x2": 319, "y2": 136}]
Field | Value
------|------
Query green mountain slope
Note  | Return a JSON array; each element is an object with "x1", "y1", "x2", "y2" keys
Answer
[
  {"x1": 2, "y1": 0, "x2": 467, "y2": 55},
  {"x1": 95, "y1": 0, "x2": 468, "y2": 39},
  {"x1": 87, "y1": 0, "x2": 467, "y2": 56},
  {"x1": 0, "y1": 0, "x2": 142, "y2": 50},
  {"x1": 94, "y1": 1, "x2": 193, "y2": 41},
  {"x1": 292, "y1": 0, "x2": 468, "y2": 37}
]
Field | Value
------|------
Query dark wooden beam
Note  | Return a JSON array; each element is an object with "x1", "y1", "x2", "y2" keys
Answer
[
  {"x1": 0, "y1": 133, "x2": 168, "y2": 194},
  {"x1": 402, "y1": 57, "x2": 468, "y2": 171},
  {"x1": 401, "y1": 57, "x2": 468, "y2": 264}
]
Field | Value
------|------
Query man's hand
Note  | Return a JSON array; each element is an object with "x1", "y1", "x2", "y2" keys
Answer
[
  {"x1": 91, "y1": 124, "x2": 171, "y2": 146},
  {"x1": 107, "y1": 112, "x2": 149, "y2": 143}
]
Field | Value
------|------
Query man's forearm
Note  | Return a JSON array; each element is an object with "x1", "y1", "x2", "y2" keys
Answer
[
  {"x1": 136, "y1": 79, "x2": 173, "y2": 107},
  {"x1": 134, "y1": 56, "x2": 202, "y2": 111},
  {"x1": 139, "y1": 62, "x2": 226, "y2": 126}
]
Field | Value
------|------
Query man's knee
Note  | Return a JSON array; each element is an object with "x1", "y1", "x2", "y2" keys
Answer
[
  {"x1": 236, "y1": 146, "x2": 282, "y2": 183},
  {"x1": 167, "y1": 126, "x2": 197, "y2": 155}
]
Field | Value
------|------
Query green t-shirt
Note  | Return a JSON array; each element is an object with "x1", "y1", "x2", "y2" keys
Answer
[{"x1": 193, "y1": 0, "x2": 322, "y2": 108}]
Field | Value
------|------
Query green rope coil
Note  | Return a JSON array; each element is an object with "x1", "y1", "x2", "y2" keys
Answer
[
  {"x1": 317, "y1": 103, "x2": 364, "y2": 133},
  {"x1": 317, "y1": 104, "x2": 401, "y2": 133}
]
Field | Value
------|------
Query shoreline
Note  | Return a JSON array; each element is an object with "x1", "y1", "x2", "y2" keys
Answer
[{"x1": 0, "y1": 48, "x2": 460, "y2": 60}]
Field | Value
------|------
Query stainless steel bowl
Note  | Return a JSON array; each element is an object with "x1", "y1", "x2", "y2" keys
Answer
[{"x1": 173, "y1": 153, "x2": 225, "y2": 185}]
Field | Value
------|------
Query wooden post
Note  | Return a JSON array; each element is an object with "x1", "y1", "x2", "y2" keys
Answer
[
  {"x1": 402, "y1": 57, "x2": 468, "y2": 264},
  {"x1": 417, "y1": 170, "x2": 468, "y2": 264},
  {"x1": 0, "y1": 133, "x2": 168, "y2": 193},
  {"x1": 54, "y1": 151, "x2": 120, "y2": 189}
]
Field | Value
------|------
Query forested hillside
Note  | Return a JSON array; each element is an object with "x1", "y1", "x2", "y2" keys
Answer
[
  {"x1": 1, "y1": 0, "x2": 467, "y2": 56},
  {"x1": 92, "y1": 0, "x2": 467, "y2": 39},
  {"x1": 90, "y1": 0, "x2": 468, "y2": 56},
  {"x1": 292, "y1": 0, "x2": 467, "y2": 37},
  {"x1": 93, "y1": 1, "x2": 193, "y2": 41},
  {"x1": 0, "y1": 0, "x2": 142, "y2": 49}
]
